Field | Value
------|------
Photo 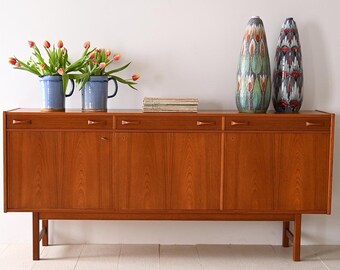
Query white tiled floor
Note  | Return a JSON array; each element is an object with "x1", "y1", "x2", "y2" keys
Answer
[{"x1": 0, "y1": 244, "x2": 339, "y2": 269}]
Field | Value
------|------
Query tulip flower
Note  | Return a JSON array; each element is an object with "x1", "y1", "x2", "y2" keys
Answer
[
  {"x1": 97, "y1": 48, "x2": 102, "y2": 53},
  {"x1": 57, "y1": 68, "x2": 64, "y2": 75},
  {"x1": 105, "y1": 49, "x2": 111, "y2": 57},
  {"x1": 99, "y1": 62, "x2": 106, "y2": 69},
  {"x1": 28, "y1": 41, "x2": 35, "y2": 48},
  {"x1": 83, "y1": 41, "x2": 90, "y2": 49},
  {"x1": 43, "y1": 40, "x2": 51, "y2": 48},
  {"x1": 89, "y1": 51, "x2": 96, "y2": 59},
  {"x1": 9, "y1": 40, "x2": 97, "y2": 92},
  {"x1": 57, "y1": 40, "x2": 63, "y2": 49},
  {"x1": 113, "y1": 54, "x2": 120, "y2": 61},
  {"x1": 132, "y1": 74, "x2": 140, "y2": 81},
  {"x1": 8, "y1": 57, "x2": 17, "y2": 65}
]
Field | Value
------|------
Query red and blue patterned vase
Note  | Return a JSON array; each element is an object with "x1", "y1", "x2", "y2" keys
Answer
[
  {"x1": 272, "y1": 17, "x2": 303, "y2": 113},
  {"x1": 236, "y1": 16, "x2": 271, "y2": 113}
]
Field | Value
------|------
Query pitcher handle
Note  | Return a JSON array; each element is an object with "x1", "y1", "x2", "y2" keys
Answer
[
  {"x1": 65, "y1": 79, "x2": 75, "y2": 97},
  {"x1": 108, "y1": 77, "x2": 118, "y2": 98}
]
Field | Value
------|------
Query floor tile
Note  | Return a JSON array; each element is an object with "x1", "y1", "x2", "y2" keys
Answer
[
  {"x1": 198, "y1": 245, "x2": 328, "y2": 270},
  {"x1": 216, "y1": 245, "x2": 280, "y2": 269},
  {"x1": 0, "y1": 243, "x2": 35, "y2": 270},
  {"x1": 76, "y1": 244, "x2": 120, "y2": 270},
  {"x1": 32, "y1": 244, "x2": 84, "y2": 270},
  {"x1": 311, "y1": 245, "x2": 340, "y2": 269},
  {"x1": 160, "y1": 245, "x2": 202, "y2": 270},
  {"x1": 196, "y1": 244, "x2": 230, "y2": 270},
  {"x1": 272, "y1": 245, "x2": 328, "y2": 270},
  {"x1": 118, "y1": 244, "x2": 159, "y2": 270},
  {"x1": 0, "y1": 244, "x2": 9, "y2": 256}
]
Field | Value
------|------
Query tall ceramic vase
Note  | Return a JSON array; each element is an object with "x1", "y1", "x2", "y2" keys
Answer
[
  {"x1": 236, "y1": 16, "x2": 271, "y2": 113},
  {"x1": 272, "y1": 18, "x2": 303, "y2": 113}
]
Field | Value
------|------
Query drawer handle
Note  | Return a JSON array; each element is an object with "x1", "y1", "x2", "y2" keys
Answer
[
  {"x1": 12, "y1": 119, "x2": 32, "y2": 125},
  {"x1": 197, "y1": 121, "x2": 216, "y2": 126},
  {"x1": 231, "y1": 121, "x2": 249, "y2": 126},
  {"x1": 101, "y1": 136, "x2": 109, "y2": 141},
  {"x1": 306, "y1": 121, "x2": 324, "y2": 127},
  {"x1": 88, "y1": 120, "x2": 106, "y2": 125},
  {"x1": 121, "y1": 120, "x2": 140, "y2": 125}
]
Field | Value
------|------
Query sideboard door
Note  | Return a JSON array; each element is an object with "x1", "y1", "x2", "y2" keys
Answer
[
  {"x1": 60, "y1": 132, "x2": 113, "y2": 210},
  {"x1": 224, "y1": 133, "x2": 275, "y2": 211},
  {"x1": 275, "y1": 133, "x2": 330, "y2": 212},
  {"x1": 6, "y1": 131, "x2": 60, "y2": 210},
  {"x1": 116, "y1": 133, "x2": 168, "y2": 210},
  {"x1": 169, "y1": 133, "x2": 221, "y2": 210}
]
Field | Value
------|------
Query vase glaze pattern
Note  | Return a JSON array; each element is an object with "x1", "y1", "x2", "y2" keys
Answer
[
  {"x1": 236, "y1": 16, "x2": 271, "y2": 113},
  {"x1": 273, "y1": 18, "x2": 303, "y2": 113},
  {"x1": 82, "y1": 76, "x2": 118, "y2": 112},
  {"x1": 40, "y1": 75, "x2": 74, "y2": 111}
]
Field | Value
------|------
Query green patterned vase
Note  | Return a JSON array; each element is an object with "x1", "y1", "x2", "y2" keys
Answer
[{"x1": 236, "y1": 16, "x2": 271, "y2": 113}]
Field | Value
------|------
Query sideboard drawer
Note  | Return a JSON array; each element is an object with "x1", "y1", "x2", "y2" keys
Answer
[
  {"x1": 224, "y1": 116, "x2": 331, "y2": 131},
  {"x1": 7, "y1": 115, "x2": 113, "y2": 129},
  {"x1": 116, "y1": 115, "x2": 222, "y2": 130}
]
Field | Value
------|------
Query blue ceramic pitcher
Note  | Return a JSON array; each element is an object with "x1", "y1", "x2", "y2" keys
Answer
[
  {"x1": 40, "y1": 75, "x2": 74, "y2": 111},
  {"x1": 82, "y1": 76, "x2": 118, "y2": 112}
]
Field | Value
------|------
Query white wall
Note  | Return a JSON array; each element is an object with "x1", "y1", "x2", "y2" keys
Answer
[{"x1": 0, "y1": 0, "x2": 339, "y2": 245}]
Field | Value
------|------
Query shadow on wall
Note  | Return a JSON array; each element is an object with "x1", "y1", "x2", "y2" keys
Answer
[
  {"x1": 300, "y1": 20, "x2": 332, "y2": 109},
  {"x1": 331, "y1": 114, "x2": 339, "y2": 208}
]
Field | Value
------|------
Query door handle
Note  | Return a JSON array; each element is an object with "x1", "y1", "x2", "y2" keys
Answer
[
  {"x1": 121, "y1": 120, "x2": 140, "y2": 125},
  {"x1": 306, "y1": 121, "x2": 324, "y2": 127},
  {"x1": 88, "y1": 120, "x2": 106, "y2": 125},
  {"x1": 197, "y1": 121, "x2": 216, "y2": 126},
  {"x1": 12, "y1": 119, "x2": 32, "y2": 125},
  {"x1": 231, "y1": 121, "x2": 249, "y2": 126}
]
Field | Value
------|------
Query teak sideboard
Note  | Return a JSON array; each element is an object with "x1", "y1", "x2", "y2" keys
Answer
[{"x1": 3, "y1": 109, "x2": 335, "y2": 261}]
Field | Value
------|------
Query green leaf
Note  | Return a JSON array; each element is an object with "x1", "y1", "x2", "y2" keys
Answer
[
  {"x1": 62, "y1": 74, "x2": 69, "y2": 93},
  {"x1": 33, "y1": 51, "x2": 45, "y2": 65},
  {"x1": 110, "y1": 75, "x2": 138, "y2": 90},
  {"x1": 128, "y1": 84, "x2": 138, "y2": 90},
  {"x1": 69, "y1": 73, "x2": 87, "y2": 80},
  {"x1": 79, "y1": 73, "x2": 90, "y2": 90},
  {"x1": 44, "y1": 48, "x2": 52, "y2": 61},
  {"x1": 105, "y1": 62, "x2": 131, "y2": 75},
  {"x1": 66, "y1": 56, "x2": 88, "y2": 72},
  {"x1": 15, "y1": 59, "x2": 41, "y2": 76}
]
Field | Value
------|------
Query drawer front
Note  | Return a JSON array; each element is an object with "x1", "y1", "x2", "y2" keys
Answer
[
  {"x1": 224, "y1": 116, "x2": 331, "y2": 131},
  {"x1": 116, "y1": 115, "x2": 222, "y2": 130},
  {"x1": 7, "y1": 115, "x2": 113, "y2": 129}
]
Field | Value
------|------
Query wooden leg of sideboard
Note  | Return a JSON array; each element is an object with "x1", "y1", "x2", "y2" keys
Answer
[
  {"x1": 282, "y1": 221, "x2": 290, "y2": 247},
  {"x1": 293, "y1": 214, "x2": 302, "y2": 261},
  {"x1": 42, "y1": 220, "x2": 48, "y2": 246},
  {"x1": 32, "y1": 212, "x2": 40, "y2": 260}
]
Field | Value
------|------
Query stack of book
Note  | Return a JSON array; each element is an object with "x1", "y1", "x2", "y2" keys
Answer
[{"x1": 143, "y1": 97, "x2": 199, "y2": 112}]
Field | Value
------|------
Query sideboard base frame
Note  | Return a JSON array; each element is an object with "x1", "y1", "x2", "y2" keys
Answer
[{"x1": 32, "y1": 212, "x2": 302, "y2": 261}]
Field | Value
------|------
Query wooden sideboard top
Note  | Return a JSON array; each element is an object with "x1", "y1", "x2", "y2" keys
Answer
[{"x1": 4, "y1": 108, "x2": 333, "y2": 116}]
